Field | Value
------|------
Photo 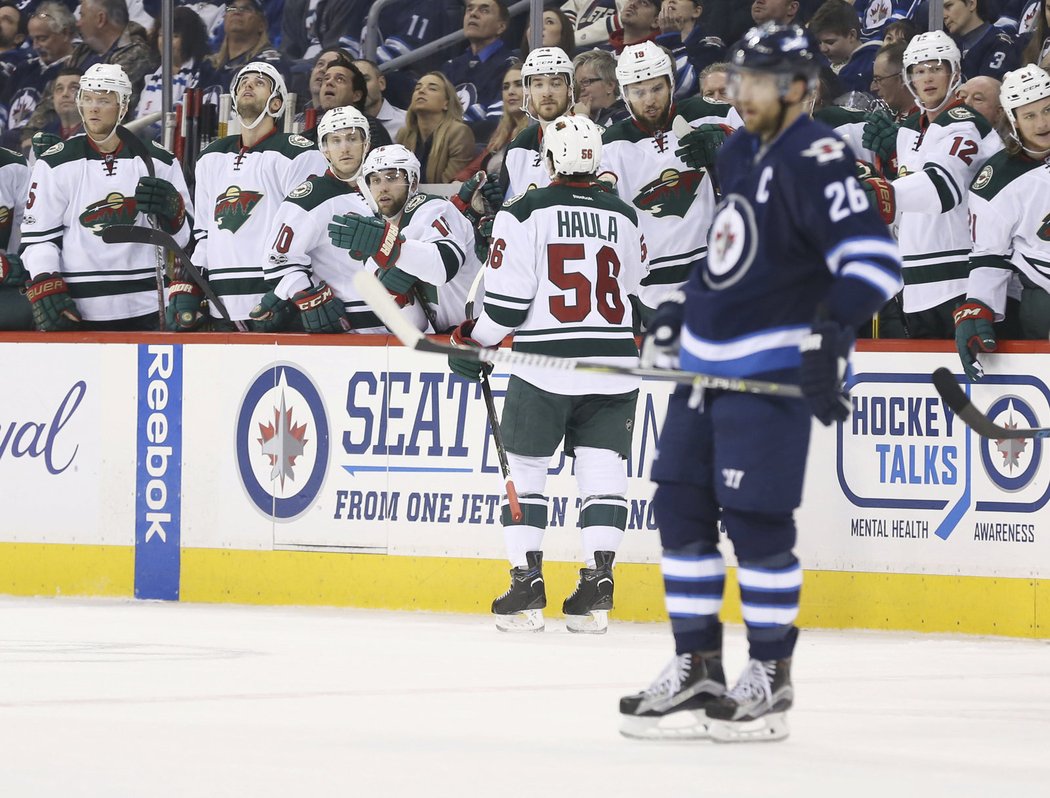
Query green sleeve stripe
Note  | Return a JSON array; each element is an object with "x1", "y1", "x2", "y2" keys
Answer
[
  {"x1": 484, "y1": 291, "x2": 531, "y2": 307},
  {"x1": 924, "y1": 163, "x2": 961, "y2": 211},
  {"x1": 901, "y1": 260, "x2": 970, "y2": 285},
  {"x1": 485, "y1": 303, "x2": 528, "y2": 327},
  {"x1": 641, "y1": 261, "x2": 693, "y2": 286},
  {"x1": 436, "y1": 240, "x2": 463, "y2": 282},
  {"x1": 20, "y1": 225, "x2": 64, "y2": 240},
  {"x1": 969, "y1": 254, "x2": 1013, "y2": 272}
]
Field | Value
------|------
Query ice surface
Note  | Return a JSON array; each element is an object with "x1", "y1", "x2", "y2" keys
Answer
[{"x1": 0, "y1": 597, "x2": 1047, "y2": 797}]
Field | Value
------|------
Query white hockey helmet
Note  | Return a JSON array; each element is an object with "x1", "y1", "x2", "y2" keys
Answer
[
  {"x1": 521, "y1": 46, "x2": 575, "y2": 116},
  {"x1": 543, "y1": 114, "x2": 603, "y2": 178},
  {"x1": 1000, "y1": 64, "x2": 1050, "y2": 151},
  {"x1": 77, "y1": 63, "x2": 133, "y2": 121},
  {"x1": 232, "y1": 61, "x2": 288, "y2": 128},
  {"x1": 362, "y1": 144, "x2": 421, "y2": 193},
  {"x1": 902, "y1": 31, "x2": 962, "y2": 112},
  {"x1": 318, "y1": 105, "x2": 371, "y2": 151},
  {"x1": 615, "y1": 40, "x2": 675, "y2": 93}
]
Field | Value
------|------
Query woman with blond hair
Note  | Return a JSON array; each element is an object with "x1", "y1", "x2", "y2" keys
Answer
[
  {"x1": 454, "y1": 61, "x2": 528, "y2": 180},
  {"x1": 397, "y1": 72, "x2": 475, "y2": 183}
]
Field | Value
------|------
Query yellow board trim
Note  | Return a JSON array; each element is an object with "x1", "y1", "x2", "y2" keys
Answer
[{"x1": 1, "y1": 543, "x2": 1046, "y2": 638}]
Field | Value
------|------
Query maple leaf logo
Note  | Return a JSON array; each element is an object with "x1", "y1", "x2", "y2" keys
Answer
[{"x1": 257, "y1": 391, "x2": 309, "y2": 488}]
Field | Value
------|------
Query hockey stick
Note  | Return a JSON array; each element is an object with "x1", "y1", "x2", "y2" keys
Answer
[
  {"x1": 116, "y1": 125, "x2": 166, "y2": 329},
  {"x1": 932, "y1": 367, "x2": 1050, "y2": 439},
  {"x1": 100, "y1": 225, "x2": 238, "y2": 327},
  {"x1": 464, "y1": 256, "x2": 522, "y2": 522},
  {"x1": 352, "y1": 269, "x2": 803, "y2": 397}
]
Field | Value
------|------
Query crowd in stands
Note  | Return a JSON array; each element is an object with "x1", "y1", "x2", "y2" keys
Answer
[{"x1": 0, "y1": 0, "x2": 1048, "y2": 340}]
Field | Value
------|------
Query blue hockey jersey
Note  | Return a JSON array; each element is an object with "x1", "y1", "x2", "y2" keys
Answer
[
  {"x1": 956, "y1": 23, "x2": 1019, "y2": 80},
  {"x1": 856, "y1": 0, "x2": 926, "y2": 42},
  {"x1": 679, "y1": 116, "x2": 903, "y2": 380}
]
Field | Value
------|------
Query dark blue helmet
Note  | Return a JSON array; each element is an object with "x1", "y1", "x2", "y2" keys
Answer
[{"x1": 729, "y1": 23, "x2": 820, "y2": 80}]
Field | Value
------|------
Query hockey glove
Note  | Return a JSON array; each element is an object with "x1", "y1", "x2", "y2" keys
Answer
[
  {"x1": 953, "y1": 299, "x2": 996, "y2": 382},
  {"x1": 165, "y1": 280, "x2": 206, "y2": 331},
  {"x1": 0, "y1": 251, "x2": 26, "y2": 287},
  {"x1": 292, "y1": 281, "x2": 348, "y2": 333},
  {"x1": 448, "y1": 318, "x2": 493, "y2": 381},
  {"x1": 24, "y1": 272, "x2": 81, "y2": 331},
  {"x1": 451, "y1": 171, "x2": 488, "y2": 226},
  {"x1": 328, "y1": 214, "x2": 404, "y2": 268},
  {"x1": 376, "y1": 263, "x2": 418, "y2": 296},
  {"x1": 134, "y1": 176, "x2": 186, "y2": 233},
  {"x1": 474, "y1": 215, "x2": 494, "y2": 262},
  {"x1": 249, "y1": 290, "x2": 297, "y2": 332},
  {"x1": 674, "y1": 123, "x2": 733, "y2": 170},
  {"x1": 861, "y1": 112, "x2": 900, "y2": 162},
  {"x1": 858, "y1": 174, "x2": 896, "y2": 225},
  {"x1": 799, "y1": 319, "x2": 855, "y2": 426},
  {"x1": 481, "y1": 172, "x2": 506, "y2": 208},
  {"x1": 639, "y1": 291, "x2": 685, "y2": 369},
  {"x1": 31, "y1": 132, "x2": 61, "y2": 159}
]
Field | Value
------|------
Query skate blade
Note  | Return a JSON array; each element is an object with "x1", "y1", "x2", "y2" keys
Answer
[
  {"x1": 494, "y1": 609, "x2": 544, "y2": 632},
  {"x1": 708, "y1": 711, "x2": 789, "y2": 743},
  {"x1": 619, "y1": 711, "x2": 711, "y2": 741},
  {"x1": 565, "y1": 610, "x2": 608, "y2": 634}
]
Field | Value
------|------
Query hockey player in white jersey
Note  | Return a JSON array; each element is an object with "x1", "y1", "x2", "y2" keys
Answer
[
  {"x1": 327, "y1": 144, "x2": 482, "y2": 333},
  {"x1": 0, "y1": 147, "x2": 31, "y2": 329},
  {"x1": 495, "y1": 47, "x2": 576, "y2": 201},
  {"x1": 600, "y1": 40, "x2": 742, "y2": 314},
  {"x1": 19, "y1": 64, "x2": 193, "y2": 331},
  {"x1": 859, "y1": 31, "x2": 1002, "y2": 337},
  {"x1": 447, "y1": 115, "x2": 648, "y2": 634},
  {"x1": 256, "y1": 106, "x2": 428, "y2": 333},
  {"x1": 171, "y1": 61, "x2": 328, "y2": 331},
  {"x1": 954, "y1": 65, "x2": 1050, "y2": 380}
]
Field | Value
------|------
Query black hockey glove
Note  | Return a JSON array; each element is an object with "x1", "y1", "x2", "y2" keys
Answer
[
  {"x1": 292, "y1": 281, "x2": 348, "y2": 333},
  {"x1": 953, "y1": 299, "x2": 996, "y2": 382},
  {"x1": 481, "y1": 172, "x2": 506, "y2": 208},
  {"x1": 799, "y1": 319, "x2": 854, "y2": 426},
  {"x1": 639, "y1": 291, "x2": 685, "y2": 369},
  {"x1": 448, "y1": 319, "x2": 493, "y2": 381},
  {"x1": 0, "y1": 251, "x2": 26, "y2": 287},
  {"x1": 674, "y1": 123, "x2": 732, "y2": 170},
  {"x1": 24, "y1": 272, "x2": 81, "y2": 331},
  {"x1": 165, "y1": 280, "x2": 206, "y2": 331},
  {"x1": 135, "y1": 176, "x2": 186, "y2": 233},
  {"x1": 249, "y1": 290, "x2": 297, "y2": 332}
]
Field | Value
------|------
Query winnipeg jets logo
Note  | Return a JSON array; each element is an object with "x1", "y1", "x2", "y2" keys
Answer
[
  {"x1": 865, "y1": 0, "x2": 892, "y2": 28},
  {"x1": 979, "y1": 394, "x2": 1044, "y2": 493},
  {"x1": 633, "y1": 168, "x2": 704, "y2": 218},
  {"x1": 704, "y1": 194, "x2": 757, "y2": 290},
  {"x1": 214, "y1": 186, "x2": 263, "y2": 232},
  {"x1": 79, "y1": 192, "x2": 138, "y2": 234},
  {"x1": 258, "y1": 390, "x2": 310, "y2": 489},
  {"x1": 801, "y1": 137, "x2": 847, "y2": 163}
]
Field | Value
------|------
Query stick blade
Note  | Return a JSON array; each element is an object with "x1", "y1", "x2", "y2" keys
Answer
[
  {"x1": 101, "y1": 224, "x2": 153, "y2": 246},
  {"x1": 932, "y1": 367, "x2": 970, "y2": 414},
  {"x1": 352, "y1": 269, "x2": 425, "y2": 349},
  {"x1": 671, "y1": 115, "x2": 693, "y2": 139}
]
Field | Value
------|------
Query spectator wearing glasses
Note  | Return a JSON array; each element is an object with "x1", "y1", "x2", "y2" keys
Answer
[
  {"x1": 3, "y1": 2, "x2": 75, "y2": 149},
  {"x1": 198, "y1": 0, "x2": 284, "y2": 99},
  {"x1": 571, "y1": 48, "x2": 628, "y2": 127},
  {"x1": 870, "y1": 41, "x2": 917, "y2": 119}
]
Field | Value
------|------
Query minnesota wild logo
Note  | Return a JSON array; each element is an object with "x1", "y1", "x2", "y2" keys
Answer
[
  {"x1": 214, "y1": 186, "x2": 263, "y2": 232},
  {"x1": 633, "y1": 168, "x2": 704, "y2": 218},
  {"x1": 79, "y1": 192, "x2": 137, "y2": 234},
  {"x1": 1038, "y1": 211, "x2": 1050, "y2": 242},
  {"x1": 0, "y1": 205, "x2": 10, "y2": 233}
]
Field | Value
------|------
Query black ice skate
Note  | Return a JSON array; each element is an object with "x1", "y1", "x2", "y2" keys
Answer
[
  {"x1": 618, "y1": 650, "x2": 726, "y2": 740},
  {"x1": 706, "y1": 658, "x2": 793, "y2": 742},
  {"x1": 562, "y1": 550, "x2": 615, "y2": 634},
  {"x1": 492, "y1": 551, "x2": 546, "y2": 632}
]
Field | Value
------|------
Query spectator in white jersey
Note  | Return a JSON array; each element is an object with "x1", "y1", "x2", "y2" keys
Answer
[{"x1": 134, "y1": 7, "x2": 209, "y2": 142}]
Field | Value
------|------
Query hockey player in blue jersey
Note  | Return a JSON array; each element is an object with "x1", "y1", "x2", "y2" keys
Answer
[{"x1": 618, "y1": 23, "x2": 902, "y2": 742}]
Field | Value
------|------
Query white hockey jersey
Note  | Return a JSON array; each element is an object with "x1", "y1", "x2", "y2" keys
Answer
[
  {"x1": 500, "y1": 123, "x2": 552, "y2": 201},
  {"x1": 599, "y1": 96, "x2": 742, "y2": 309},
  {"x1": 382, "y1": 192, "x2": 483, "y2": 333},
  {"x1": 0, "y1": 147, "x2": 29, "y2": 252},
  {"x1": 262, "y1": 172, "x2": 427, "y2": 332},
  {"x1": 965, "y1": 149, "x2": 1050, "y2": 317},
  {"x1": 893, "y1": 102, "x2": 1001, "y2": 312},
  {"x1": 471, "y1": 179, "x2": 646, "y2": 395},
  {"x1": 192, "y1": 130, "x2": 328, "y2": 321},
  {"x1": 20, "y1": 136, "x2": 193, "y2": 321}
]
